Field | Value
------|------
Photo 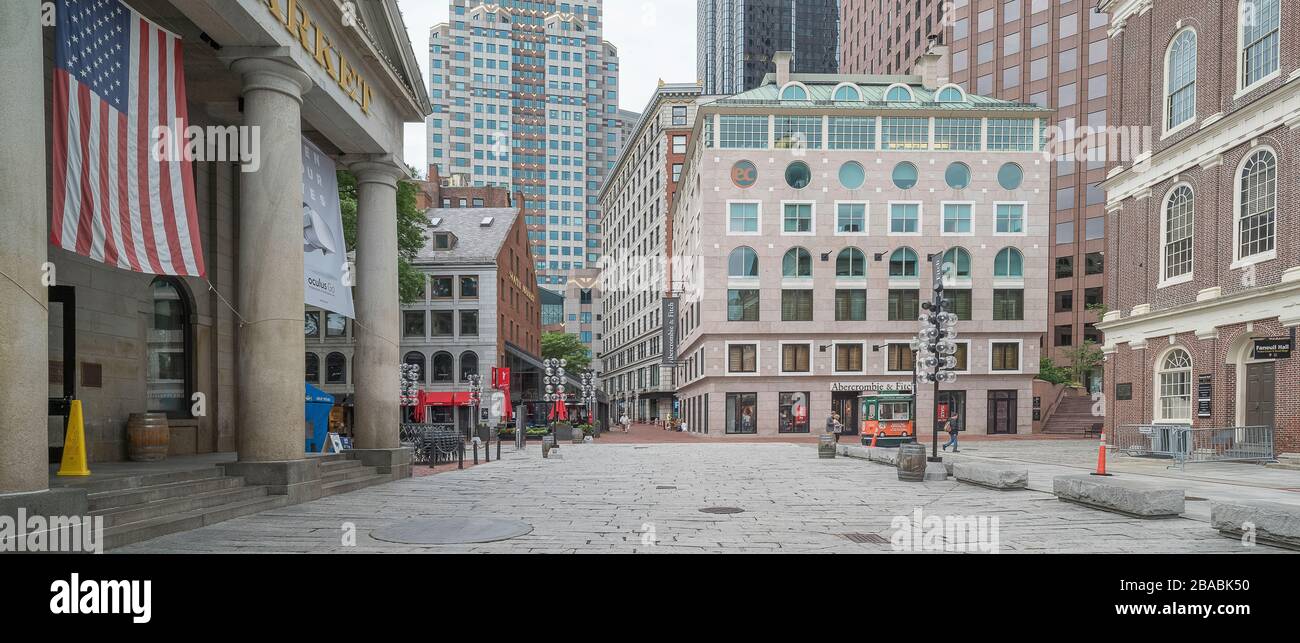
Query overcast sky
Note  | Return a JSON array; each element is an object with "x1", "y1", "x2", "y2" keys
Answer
[{"x1": 396, "y1": 0, "x2": 698, "y2": 175}]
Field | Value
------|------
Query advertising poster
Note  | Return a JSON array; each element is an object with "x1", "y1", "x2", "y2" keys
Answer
[{"x1": 301, "y1": 136, "x2": 354, "y2": 318}]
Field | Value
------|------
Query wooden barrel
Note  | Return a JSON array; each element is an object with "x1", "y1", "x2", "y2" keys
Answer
[
  {"x1": 127, "y1": 413, "x2": 170, "y2": 462},
  {"x1": 896, "y1": 443, "x2": 927, "y2": 481}
]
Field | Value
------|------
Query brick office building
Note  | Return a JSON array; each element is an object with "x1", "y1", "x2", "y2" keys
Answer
[{"x1": 1096, "y1": 0, "x2": 1300, "y2": 454}]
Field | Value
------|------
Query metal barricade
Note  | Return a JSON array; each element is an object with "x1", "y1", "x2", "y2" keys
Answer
[{"x1": 1114, "y1": 424, "x2": 1273, "y2": 469}]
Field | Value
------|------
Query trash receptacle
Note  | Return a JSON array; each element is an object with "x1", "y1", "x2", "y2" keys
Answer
[
  {"x1": 897, "y1": 443, "x2": 926, "y2": 481},
  {"x1": 818, "y1": 435, "x2": 837, "y2": 459}
]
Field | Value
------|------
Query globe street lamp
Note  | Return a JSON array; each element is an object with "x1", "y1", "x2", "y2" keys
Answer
[{"x1": 914, "y1": 252, "x2": 960, "y2": 463}]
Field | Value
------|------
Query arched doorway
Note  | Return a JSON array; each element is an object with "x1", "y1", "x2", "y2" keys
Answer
[
  {"x1": 147, "y1": 277, "x2": 193, "y2": 418},
  {"x1": 1227, "y1": 333, "x2": 1276, "y2": 431}
]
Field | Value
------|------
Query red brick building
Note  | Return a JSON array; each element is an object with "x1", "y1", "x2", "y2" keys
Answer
[
  {"x1": 415, "y1": 165, "x2": 516, "y2": 211},
  {"x1": 1097, "y1": 0, "x2": 1299, "y2": 454}
]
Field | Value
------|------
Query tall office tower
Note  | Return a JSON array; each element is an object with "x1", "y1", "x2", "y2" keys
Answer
[
  {"x1": 843, "y1": 1, "x2": 1112, "y2": 389},
  {"x1": 428, "y1": 1, "x2": 624, "y2": 294},
  {"x1": 697, "y1": 0, "x2": 841, "y2": 96},
  {"x1": 598, "y1": 83, "x2": 709, "y2": 422}
]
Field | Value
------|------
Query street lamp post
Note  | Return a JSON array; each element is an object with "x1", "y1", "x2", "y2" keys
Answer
[
  {"x1": 914, "y1": 252, "x2": 960, "y2": 463},
  {"x1": 543, "y1": 358, "x2": 567, "y2": 437},
  {"x1": 580, "y1": 370, "x2": 598, "y2": 433},
  {"x1": 466, "y1": 373, "x2": 483, "y2": 442}
]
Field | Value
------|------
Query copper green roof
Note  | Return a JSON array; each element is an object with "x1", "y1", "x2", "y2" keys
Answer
[{"x1": 711, "y1": 81, "x2": 1045, "y2": 113}]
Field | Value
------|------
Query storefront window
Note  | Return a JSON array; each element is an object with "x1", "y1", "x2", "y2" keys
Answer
[
  {"x1": 779, "y1": 392, "x2": 811, "y2": 433},
  {"x1": 726, "y1": 392, "x2": 757, "y2": 434},
  {"x1": 147, "y1": 278, "x2": 190, "y2": 417}
]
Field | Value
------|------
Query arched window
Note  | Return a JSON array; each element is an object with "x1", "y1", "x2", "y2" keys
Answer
[
  {"x1": 942, "y1": 247, "x2": 972, "y2": 279},
  {"x1": 780, "y1": 83, "x2": 808, "y2": 100},
  {"x1": 305, "y1": 353, "x2": 320, "y2": 384},
  {"x1": 889, "y1": 247, "x2": 918, "y2": 278},
  {"x1": 832, "y1": 83, "x2": 862, "y2": 101},
  {"x1": 1165, "y1": 28, "x2": 1197, "y2": 130},
  {"x1": 836, "y1": 248, "x2": 867, "y2": 278},
  {"x1": 885, "y1": 84, "x2": 914, "y2": 102},
  {"x1": 1157, "y1": 348, "x2": 1193, "y2": 422},
  {"x1": 460, "y1": 352, "x2": 479, "y2": 381},
  {"x1": 783, "y1": 247, "x2": 812, "y2": 277},
  {"x1": 326, "y1": 352, "x2": 347, "y2": 384},
  {"x1": 404, "y1": 351, "x2": 426, "y2": 384},
  {"x1": 1162, "y1": 184, "x2": 1194, "y2": 281},
  {"x1": 431, "y1": 352, "x2": 454, "y2": 383},
  {"x1": 1237, "y1": 149, "x2": 1276, "y2": 261},
  {"x1": 936, "y1": 85, "x2": 966, "y2": 102},
  {"x1": 994, "y1": 248, "x2": 1024, "y2": 278},
  {"x1": 728, "y1": 246, "x2": 759, "y2": 277},
  {"x1": 1240, "y1": 0, "x2": 1280, "y2": 89},
  {"x1": 147, "y1": 277, "x2": 192, "y2": 417}
]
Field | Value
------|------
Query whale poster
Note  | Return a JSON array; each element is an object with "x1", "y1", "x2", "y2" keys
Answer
[{"x1": 301, "y1": 136, "x2": 354, "y2": 318}]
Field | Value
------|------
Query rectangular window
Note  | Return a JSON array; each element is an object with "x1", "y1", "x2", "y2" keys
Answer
[
  {"x1": 781, "y1": 344, "x2": 811, "y2": 373},
  {"x1": 460, "y1": 310, "x2": 478, "y2": 336},
  {"x1": 431, "y1": 276, "x2": 454, "y2": 298},
  {"x1": 779, "y1": 392, "x2": 811, "y2": 433},
  {"x1": 727, "y1": 344, "x2": 758, "y2": 373},
  {"x1": 671, "y1": 163, "x2": 683, "y2": 182},
  {"x1": 993, "y1": 289, "x2": 1024, "y2": 321},
  {"x1": 996, "y1": 203, "x2": 1025, "y2": 234},
  {"x1": 1084, "y1": 287, "x2": 1103, "y2": 308},
  {"x1": 1055, "y1": 324, "x2": 1074, "y2": 347},
  {"x1": 888, "y1": 290, "x2": 920, "y2": 321},
  {"x1": 1056, "y1": 256, "x2": 1074, "y2": 278},
  {"x1": 775, "y1": 116, "x2": 822, "y2": 149},
  {"x1": 460, "y1": 276, "x2": 479, "y2": 298},
  {"x1": 781, "y1": 290, "x2": 814, "y2": 321},
  {"x1": 881, "y1": 117, "x2": 929, "y2": 150},
  {"x1": 991, "y1": 342, "x2": 1021, "y2": 371},
  {"x1": 887, "y1": 344, "x2": 915, "y2": 372},
  {"x1": 1085, "y1": 216, "x2": 1105, "y2": 240},
  {"x1": 943, "y1": 203, "x2": 972, "y2": 234},
  {"x1": 954, "y1": 343, "x2": 969, "y2": 372},
  {"x1": 1085, "y1": 252, "x2": 1104, "y2": 275},
  {"x1": 304, "y1": 311, "x2": 321, "y2": 338},
  {"x1": 835, "y1": 344, "x2": 864, "y2": 372},
  {"x1": 672, "y1": 105, "x2": 688, "y2": 126},
  {"x1": 1055, "y1": 290, "x2": 1074, "y2": 312},
  {"x1": 727, "y1": 289, "x2": 759, "y2": 321},
  {"x1": 431, "y1": 311, "x2": 454, "y2": 336},
  {"x1": 947, "y1": 289, "x2": 973, "y2": 320},
  {"x1": 828, "y1": 117, "x2": 876, "y2": 149},
  {"x1": 326, "y1": 313, "x2": 346, "y2": 337},
  {"x1": 1242, "y1": 1, "x2": 1280, "y2": 87},
  {"x1": 987, "y1": 119, "x2": 1035, "y2": 151},
  {"x1": 890, "y1": 203, "x2": 920, "y2": 234},
  {"x1": 403, "y1": 311, "x2": 425, "y2": 338},
  {"x1": 835, "y1": 289, "x2": 867, "y2": 321},
  {"x1": 719, "y1": 115, "x2": 768, "y2": 148},
  {"x1": 933, "y1": 118, "x2": 981, "y2": 151},
  {"x1": 783, "y1": 203, "x2": 813, "y2": 233},
  {"x1": 728, "y1": 202, "x2": 759, "y2": 233},
  {"x1": 726, "y1": 392, "x2": 758, "y2": 434},
  {"x1": 837, "y1": 202, "x2": 866, "y2": 233},
  {"x1": 672, "y1": 135, "x2": 687, "y2": 154}
]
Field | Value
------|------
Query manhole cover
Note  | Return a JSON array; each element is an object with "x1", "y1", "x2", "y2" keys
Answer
[
  {"x1": 657, "y1": 485, "x2": 677, "y2": 490},
  {"x1": 1185, "y1": 496, "x2": 1208, "y2": 501},
  {"x1": 699, "y1": 506, "x2": 745, "y2": 514},
  {"x1": 841, "y1": 533, "x2": 889, "y2": 544},
  {"x1": 370, "y1": 517, "x2": 533, "y2": 545}
]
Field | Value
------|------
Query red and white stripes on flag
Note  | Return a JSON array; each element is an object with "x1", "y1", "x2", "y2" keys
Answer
[{"x1": 51, "y1": 0, "x2": 205, "y2": 277}]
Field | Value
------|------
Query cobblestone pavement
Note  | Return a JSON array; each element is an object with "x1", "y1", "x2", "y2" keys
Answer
[{"x1": 112, "y1": 442, "x2": 1292, "y2": 554}]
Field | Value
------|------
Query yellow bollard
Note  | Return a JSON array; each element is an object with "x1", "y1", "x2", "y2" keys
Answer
[{"x1": 56, "y1": 400, "x2": 91, "y2": 477}]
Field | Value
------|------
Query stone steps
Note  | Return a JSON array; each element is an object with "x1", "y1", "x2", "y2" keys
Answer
[
  {"x1": 92, "y1": 485, "x2": 271, "y2": 528},
  {"x1": 321, "y1": 473, "x2": 390, "y2": 497},
  {"x1": 88, "y1": 476, "x2": 248, "y2": 512},
  {"x1": 102, "y1": 495, "x2": 291, "y2": 550},
  {"x1": 321, "y1": 463, "x2": 377, "y2": 484}
]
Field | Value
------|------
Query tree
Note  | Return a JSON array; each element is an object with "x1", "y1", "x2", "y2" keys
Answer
[
  {"x1": 1038, "y1": 357, "x2": 1073, "y2": 386},
  {"x1": 541, "y1": 332, "x2": 591, "y2": 371},
  {"x1": 338, "y1": 167, "x2": 429, "y2": 304},
  {"x1": 1062, "y1": 340, "x2": 1105, "y2": 389}
]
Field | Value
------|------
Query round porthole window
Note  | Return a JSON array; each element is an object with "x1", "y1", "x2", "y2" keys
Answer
[
  {"x1": 891, "y1": 161, "x2": 918, "y2": 190},
  {"x1": 785, "y1": 161, "x2": 812, "y2": 189},
  {"x1": 945, "y1": 162, "x2": 971, "y2": 189},
  {"x1": 731, "y1": 160, "x2": 758, "y2": 188},
  {"x1": 839, "y1": 161, "x2": 866, "y2": 190},
  {"x1": 997, "y1": 163, "x2": 1023, "y2": 190}
]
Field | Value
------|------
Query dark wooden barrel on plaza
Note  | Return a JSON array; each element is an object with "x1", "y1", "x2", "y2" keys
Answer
[
  {"x1": 127, "y1": 413, "x2": 170, "y2": 462},
  {"x1": 896, "y1": 443, "x2": 926, "y2": 481}
]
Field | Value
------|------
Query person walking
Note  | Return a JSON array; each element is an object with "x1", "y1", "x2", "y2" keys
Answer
[
  {"x1": 826, "y1": 412, "x2": 843, "y2": 444},
  {"x1": 941, "y1": 412, "x2": 961, "y2": 452},
  {"x1": 620, "y1": 413, "x2": 630, "y2": 433}
]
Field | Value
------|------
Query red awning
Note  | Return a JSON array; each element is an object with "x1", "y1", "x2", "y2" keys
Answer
[{"x1": 417, "y1": 392, "x2": 474, "y2": 407}]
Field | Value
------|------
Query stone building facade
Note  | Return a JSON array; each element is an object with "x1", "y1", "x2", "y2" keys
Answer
[{"x1": 1097, "y1": 0, "x2": 1300, "y2": 454}]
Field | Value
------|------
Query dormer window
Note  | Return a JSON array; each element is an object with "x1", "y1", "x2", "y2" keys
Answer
[
  {"x1": 936, "y1": 85, "x2": 966, "y2": 103},
  {"x1": 432, "y1": 232, "x2": 454, "y2": 250},
  {"x1": 779, "y1": 83, "x2": 809, "y2": 101},
  {"x1": 832, "y1": 83, "x2": 862, "y2": 101},
  {"x1": 885, "y1": 84, "x2": 915, "y2": 102}
]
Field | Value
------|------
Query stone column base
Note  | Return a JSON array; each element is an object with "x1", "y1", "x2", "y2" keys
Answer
[
  {"x1": 346, "y1": 448, "x2": 413, "y2": 480},
  {"x1": 220, "y1": 459, "x2": 321, "y2": 504},
  {"x1": 0, "y1": 488, "x2": 89, "y2": 521}
]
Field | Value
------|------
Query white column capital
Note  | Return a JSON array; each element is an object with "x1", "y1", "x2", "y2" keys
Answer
[
  {"x1": 229, "y1": 56, "x2": 313, "y2": 104},
  {"x1": 344, "y1": 156, "x2": 410, "y2": 187}
]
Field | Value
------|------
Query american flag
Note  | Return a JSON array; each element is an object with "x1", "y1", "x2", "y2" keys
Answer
[{"x1": 52, "y1": 0, "x2": 205, "y2": 277}]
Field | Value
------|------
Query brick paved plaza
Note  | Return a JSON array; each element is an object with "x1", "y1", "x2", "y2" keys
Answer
[{"x1": 115, "y1": 439, "x2": 1289, "y2": 554}]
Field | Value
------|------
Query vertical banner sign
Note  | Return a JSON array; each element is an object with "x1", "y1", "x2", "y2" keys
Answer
[
  {"x1": 661, "y1": 297, "x2": 680, "y2": 366},
  {"x1": 1197, "y1": 374, "x2": 1213, "y2": 419},
  {"x1": 301, "y1": 136, "x2": 354, "y2": 317}
]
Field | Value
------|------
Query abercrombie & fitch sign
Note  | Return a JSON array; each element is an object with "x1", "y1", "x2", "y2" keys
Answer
[{"x1": 661, "y1": 297, "x2": 679, "y2": 366}]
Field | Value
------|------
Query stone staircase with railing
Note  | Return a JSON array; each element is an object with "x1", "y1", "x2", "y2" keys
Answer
[
  {"x1": 1041, "y1": 393, "x2": 1102, "y2": 435},
  {"x1": 75, "y1": 453, "x2": 391, "y2": 550}
]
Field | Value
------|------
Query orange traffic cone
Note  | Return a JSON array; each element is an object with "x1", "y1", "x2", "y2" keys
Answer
[
  {"x1": 870, "y1": 430, "x2": 879, "y2": 448},
  {"x1": 1091, "y1": 430, "x2": 1113, "y2": 476}
]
